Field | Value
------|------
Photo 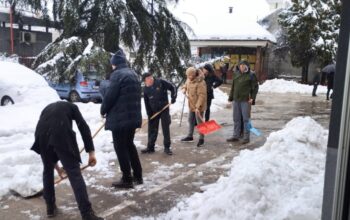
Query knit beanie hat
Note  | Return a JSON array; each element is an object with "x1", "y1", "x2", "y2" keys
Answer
[
  {"x1": 203, "y1": 63, "x2": 214, "y2": 73},
  {"x1": 110, "y1": 48, "x2": 127, "y2": 66}
]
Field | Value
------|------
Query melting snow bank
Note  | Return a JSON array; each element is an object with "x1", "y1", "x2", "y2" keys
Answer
[
  {"x1": 132, "y1": 116, "x2": 327, "y2": 220},
  {"x1": 260, "y1": 79, "x2": 327, "y2": 94}
]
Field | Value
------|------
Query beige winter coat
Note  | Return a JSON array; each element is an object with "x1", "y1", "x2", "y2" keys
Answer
[{"x1": 182, "y1": 76, "x2": 207, "y2": 112}]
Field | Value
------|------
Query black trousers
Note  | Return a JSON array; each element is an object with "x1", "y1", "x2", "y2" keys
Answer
[
  {"x1": 40, "y1": 146, "x2": 92, "y2": 215},
  {"x1": 205, "y1": 98, "x2": 213, "y2": 122},
  {"x1": 112, "y1": 129, "x2": 142, "y2": 181},
  {"x1": 312, "y1": 83, "x2": 319, "y2": 96},
  {"x1": 147, "y1": 109, "x2": 171, "y2": 150}
]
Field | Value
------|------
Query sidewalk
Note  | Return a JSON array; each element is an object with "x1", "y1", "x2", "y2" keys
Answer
[{"x1": 0, "y1": 92, "x2": 332, "y2": 220}]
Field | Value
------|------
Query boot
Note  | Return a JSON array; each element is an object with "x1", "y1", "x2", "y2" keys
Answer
[
  {"x1": 141, "y1": 148, "x2": 155, "y2": 154},
  {"x1": 47, "y1": 203, "x2": 57, "y2": 218},
  {"x1": 82, "y1": 210, "x2": 104, "y2": 220},
  {"x1": 226, "y1": 137, "x2": 239, "y2": 142},
  {"x1": 241, "y1": 139, "x2": 250, "y2": 144},
  {"x1": 112, "y1": 178, "x2": 133, "y2": 189},
  {"x1": 132, "y1": 176, "x2": 143, "y2": 185},
  {"x1": 197, "y1": 139, "x2": 204, "y2": 147},
  {"x1": 164, "y1": 148, "x2": 173, "y2": 155},
  {"x1": 181, "y1": 136, "x2": 194, "y2": 142}
]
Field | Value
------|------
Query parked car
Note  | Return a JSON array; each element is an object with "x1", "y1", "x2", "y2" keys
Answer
[
  {"x1": 49, "y1": 70, "x2": 103, "y2": 103},
  {"x1": 0, "y1": 61, "x2": 59, "y2": 106}
]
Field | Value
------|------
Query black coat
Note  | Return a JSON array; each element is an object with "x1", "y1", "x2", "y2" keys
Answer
[
  {"x1": 205, "y1": 73, "x2": 223, "y2": 100},
  {"x1": 144, "y1": 78, "x2": 177, "y2": 117},
  {"x1": 31, "y1": 101, "x2": 94, "y2": 163},
  {"x1": 100, "y1": 64, "x2": 142, "y2": 131}
]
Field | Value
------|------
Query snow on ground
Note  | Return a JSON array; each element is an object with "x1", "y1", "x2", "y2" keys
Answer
[
  {"x1": 132, "y1": 117, "x2": 327, "y2": 220},
  {"x1": 259, "y1": 79, "x2": 327, "y2": 94},
  {"x1": 0, "y1": 86, "x2": 227, "y2": 198}
]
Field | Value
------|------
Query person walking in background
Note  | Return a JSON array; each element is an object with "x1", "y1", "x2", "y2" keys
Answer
[
  {"x1": 312, "y1": 67, "x2": 321, "y2": 97},
  {"x1": 326, "y1": 71, "x2": 335, "y2": 100},
  {"x1": 220, "y1": 62, "x2": 229, "y2": 84},
  {"x1": 202, "y1": 63, "x2": 223, "y2": 122},
  {"x1": 181, "y1": 67, "x2": 207, "y2": 147},
  {"x1": 31, "y1": 101, "x2": 103, "y2": 220},
  {"x1": 101, "y1": 48, "x2": 143, "y2": 189},
  {"x1": 141, "y1": 72, "x2": 177, "y2": 155},
  {"x1": 227, "y1": 60, "x2": 259, "y2": 144}
]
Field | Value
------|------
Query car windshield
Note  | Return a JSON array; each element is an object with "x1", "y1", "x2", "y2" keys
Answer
[{"x1": 85, "y1": 72, "x2": 103, "y2": 81}]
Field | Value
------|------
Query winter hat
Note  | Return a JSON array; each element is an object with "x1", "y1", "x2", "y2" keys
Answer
[
  {"x1": 186, "y1": 67, "x2": 197, "y2": 77},
  {"x1": 142, "y1": 72, "x2": 152, "y2": 81},
  {"x1": 203, "y1": 63, "x2": 214, "y2": 73},
  {"x1": 239, "y1": 60, "x2": 250, "y2": 72},
  {"x1": 110, "y1": 48, "x2": 127, "y2": 66}
]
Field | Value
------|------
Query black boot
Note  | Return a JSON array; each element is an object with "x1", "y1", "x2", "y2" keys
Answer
[
  {"x1": 197, "y1": 139, "x2": 204, "y2": 147},
  {"x1": 112, "y1": 177, "x2": 133, "y2": 189},
  {"x1": 132, "y1": 176, "x2": 143, "y2": 185},
  {"x1": 141, "y1": 148, "x2": 155, "y2": 154},
  {"x1": 82, "y1": 210, "x2": 104, "y2": 220},
  {"x1": 164, "y1": 148, "x2": 173, "y2": 155},
  {"x1": 47, "y1": 203, "x2": 57, "y2": 218},
  {"x1": 226, "y1": 137, "x2": 239, "y2": 142},
  {"x1": 181, "y1": 136, "x2": 194, "y2": 142}
]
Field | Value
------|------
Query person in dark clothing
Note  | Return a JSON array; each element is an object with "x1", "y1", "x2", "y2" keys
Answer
[
  {"x1": 202, "y1": 63, "x2": 223, "y2": 122},
  {"x1": 141, "y1": 72, "x2": 177, "y2": 155},
  {"x1": 312, "y1": 68, "x2": 321, "y2": 97},
  {"x1": 100, "y1": 48, "x2": 143, "y2": 189},
  {"x1": 326, "y1": 72, "x2": 334, "y2": 100},
  {"x1": 220, "y1": 63, "x2": 229, "y2": 84},
  {"x1": 31, "y1": 101, "x2": 103, "y2": 220}
]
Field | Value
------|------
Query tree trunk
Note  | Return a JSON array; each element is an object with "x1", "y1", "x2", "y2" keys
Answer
[{"x1": 301, "y1": 63, "x2": 309, "y2": 83}]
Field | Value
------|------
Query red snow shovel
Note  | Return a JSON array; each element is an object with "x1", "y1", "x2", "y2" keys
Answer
[
  {"x1": 195, "y1": 112, "x2": 222, "y2": 135},
  {"x1": 184, "y1": 95, "x2": 222, "y2": 135}
]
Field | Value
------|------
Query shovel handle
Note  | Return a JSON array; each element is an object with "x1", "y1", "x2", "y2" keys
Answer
[
  {"x1": 136, "y1": 103, "x2": 171, "y2": 132},
  {"x1": 54, "y1": 164, "x2": 90, "y2": 185},
  {"x1": 79, "y1": 121, "x2": 105, "y2": 154}
]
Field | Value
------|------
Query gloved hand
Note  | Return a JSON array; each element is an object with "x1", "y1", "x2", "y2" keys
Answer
[{"x1": 171, "y1": 97, "x2": 176, "y2": 104}]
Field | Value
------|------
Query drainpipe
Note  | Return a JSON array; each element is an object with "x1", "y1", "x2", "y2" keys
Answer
[{"x1": 9, "y1": 5, "x2": 14, "y2": 54}]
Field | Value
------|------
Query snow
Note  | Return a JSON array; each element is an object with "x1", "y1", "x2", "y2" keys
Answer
[
  {"x1": 133, "y1": 117, "x2": 327, "y2": 220},
  {"x1": 0, "y1": 63, "x2": 330, "y2": 220},
  {"x1": 83, "y1": 39, "x2": 94, "y2": 55},
  {"x1": 259, "y1": 79, "x2": 327, "y2": 94},
  {"x1": 0, "y1": 61, "x2": 59, "y2": 106},
  {"x1": 169, "y1": 0, "x2": 276, "y2": 42}
]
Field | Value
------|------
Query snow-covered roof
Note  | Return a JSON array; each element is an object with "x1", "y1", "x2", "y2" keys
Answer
[
  {"x1": 170, "y1": 0, "x2": 276, "y2": 43},
  {"x1": 190, "y1": 16, "x2": 276, "y2": 42}
]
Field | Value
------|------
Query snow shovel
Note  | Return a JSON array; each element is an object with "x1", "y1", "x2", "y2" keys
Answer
[
  {"x1": 136, "y1": 103, "x2": 171, "y2": 132},
  {"x1": 184, "y1": 95, "x2": 222, "y2": 135},
  {"x1": 179, "y1": 95, "x2": 186, "y2": 127},
  {"x1": 247, "y1": 103, "x2": 261, "y2": 136},
  {"x1": 12, "y1": 164, "x2": 91, "y2": 199},
  {"x1": 195, "y1": 112, "x2": 222, "y2": 135},
  {"x1": 79, "y1": 120, "x2": 105, "y2": 153},
  {"x1": 247, "y1": 120, "x2": 261, "y2": 136}
]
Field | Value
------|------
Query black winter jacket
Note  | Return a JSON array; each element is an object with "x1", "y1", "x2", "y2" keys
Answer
[
  {"x1": 205, "y1": 73, "x2": 223, "y2": 100},
  {"x1": 144, "y1": 78, "x2": 177, "y2": 117},
  {"x1": 100, "y1": 64, "x2": 142, "y2": 131},
  {"x1": 31, "y1": 101, "x2": 94, "y2": 163}
]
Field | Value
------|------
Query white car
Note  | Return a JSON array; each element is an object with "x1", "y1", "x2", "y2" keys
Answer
[{"x1": 0, "y1": 61, "x2": 59, "y2": 106}]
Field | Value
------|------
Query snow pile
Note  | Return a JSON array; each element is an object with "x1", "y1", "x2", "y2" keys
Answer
[
  {"x1": 260, "y1": 79, "x2": 327, "y2": 94},
  {"x1": 0, "y1": 61, "x2": 59, "y2": 106},
  {"x1": 137, "y1": 116, "x2": 327, "y2": 220}
]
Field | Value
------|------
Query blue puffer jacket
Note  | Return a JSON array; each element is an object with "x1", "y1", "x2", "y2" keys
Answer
[{"x1": 100, "y1": 64, "x2": 142, "y2": 131}]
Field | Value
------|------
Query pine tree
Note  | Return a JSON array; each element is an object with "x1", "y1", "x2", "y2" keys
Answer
[
  {"x1": 8, "y1": 0, "x2": 191, "y2": 81},
  {"x1": 279, "y1": 0, "x2": 341, "y2": 83}
]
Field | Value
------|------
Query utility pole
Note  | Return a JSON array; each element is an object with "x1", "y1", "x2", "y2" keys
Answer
[{"x1": 9, "y1": 4, "x2": 14, "y2": 54}]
